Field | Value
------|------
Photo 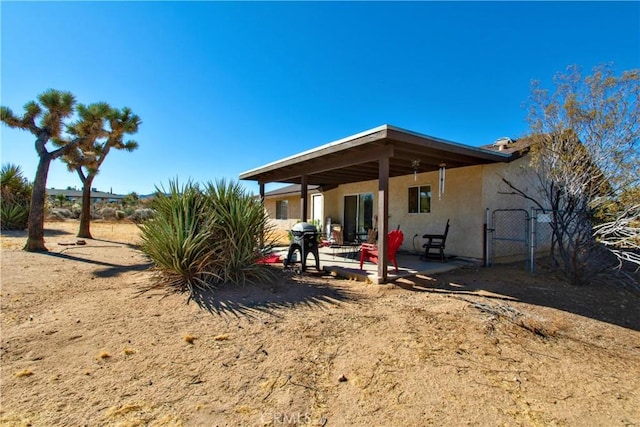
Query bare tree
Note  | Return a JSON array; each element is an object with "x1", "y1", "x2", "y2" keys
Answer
[
  {"x1": 0, "y1": 90, "x2": 100, "y2": 251},
  {"x1": 511, "y1": 64, "x2": 639, "y2": 285},
  {"x1": 63, "y1": 105, "x2": 140, "y2": 238}
]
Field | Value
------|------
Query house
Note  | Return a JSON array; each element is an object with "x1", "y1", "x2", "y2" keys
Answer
[
  {"x1": 240, "y1": 125, "x2": 539, "y2": 283},
  {"x1": 47, "y1": 188, "x2": 125, "y2": 205}
]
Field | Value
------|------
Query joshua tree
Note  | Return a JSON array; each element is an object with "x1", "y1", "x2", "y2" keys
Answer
[
  {"x1": 63, "y1": 105, "x2": 140, "y2": 238},
  {"x1": 0, "y1": 90, "x2": 101, "y2": 251}
]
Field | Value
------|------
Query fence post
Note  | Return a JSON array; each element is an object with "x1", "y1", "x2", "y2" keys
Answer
[
  {"x1": 530, "y1": 207, "x2": 536, "y2": 273},
  {"x1": 484, "y1": 208, "x2": 490, "y2": 267}
]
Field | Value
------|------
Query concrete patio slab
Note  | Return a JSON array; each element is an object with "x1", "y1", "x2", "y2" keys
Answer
[{"x1": 273, "y1": 245, "x2": 476, "y2": 283}]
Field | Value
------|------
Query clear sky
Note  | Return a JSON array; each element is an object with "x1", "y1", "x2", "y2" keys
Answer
[{"x1": 1, "y1": 1, "x2": 639, "y2": 196}]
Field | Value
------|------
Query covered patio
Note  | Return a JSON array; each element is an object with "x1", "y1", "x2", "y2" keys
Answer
[{"x1": 241, "y1": 124, "x2": 520, "y2": 283}]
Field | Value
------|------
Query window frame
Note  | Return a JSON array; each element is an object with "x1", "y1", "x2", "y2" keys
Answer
[
  {"x1": 275, "y1": 199, "x2": 289, "y2": 220},
  {"x1": 408, "y1": 185, "x2": 431, "y2": 214}
]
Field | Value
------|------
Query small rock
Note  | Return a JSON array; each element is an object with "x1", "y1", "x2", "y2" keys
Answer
[{"x1": 338, "y1": 374, "x2": 348, "y2": 382}]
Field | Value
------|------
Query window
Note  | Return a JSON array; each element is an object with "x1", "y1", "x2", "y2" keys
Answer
[
  {"x1": 408, "y1": 185, "x2": 431, "y2": 213},
  {"x1": 275, "y1": 200, "x2": 288, "y2": 220}
]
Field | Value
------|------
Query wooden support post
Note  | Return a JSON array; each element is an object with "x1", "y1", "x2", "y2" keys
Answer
[
  {"x1": 301, "y1": 174, "x2": 308, "y2": 223},
  {"x1": 259, "y1": 182, "x2": 265, "y2": 248},
  {"x1": 377, "y1": 156, "x2": 389, "y2": 284}
]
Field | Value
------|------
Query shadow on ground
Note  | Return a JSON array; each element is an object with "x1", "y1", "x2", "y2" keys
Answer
[
  {"x1": 42, "y1": 251, "x2": 153, "y2": 278},
  {"x1": 187, "y1": 270, "x2": 359, "y2": 319},
  {"x1": 91, "y1": 237, "x2": 141, "y2": 250},
  {"x1": 401, "y1": 263, "x2": 640, "y2": 331},
  {"x1": 1, "y1": 228, "x2": 75, "y2": 238}
]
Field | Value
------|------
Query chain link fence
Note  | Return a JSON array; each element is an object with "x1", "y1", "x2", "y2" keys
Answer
[
  {"x1": 486, "y1": 208, "x2": 556, "y2": 272},
  {"x1": 487, "y1": 209, "x2": 530, "y2": 268}
]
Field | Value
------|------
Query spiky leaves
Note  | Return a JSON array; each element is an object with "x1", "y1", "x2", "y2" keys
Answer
[
  {"x1": 139, "y1": 180, "x2": 275, "y2": 297},
  {"x1": 1, "y1": 163, "x2": 32, "y2": 230},
  {"x1": 204, "y1": 179, "x2": 275, "y2": 286},
  {"x1": 139, "y1": 181, "x2": 219, "y2": 294}
]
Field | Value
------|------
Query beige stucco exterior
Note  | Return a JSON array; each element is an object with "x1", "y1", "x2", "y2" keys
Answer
[{"x1": 264, "y1": 154, "x2": 538, "y2": 259}]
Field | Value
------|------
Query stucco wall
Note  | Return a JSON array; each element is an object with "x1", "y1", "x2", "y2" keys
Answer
[
  {"x1": 264, "y1": 195, "x2": 302, "y2": 244},
  {"x1": 388, "y1": 166, "x2": 485, "y2": 258},
  {"x1": 481, "y1": 155, "x2": 539, "y2": 211}
]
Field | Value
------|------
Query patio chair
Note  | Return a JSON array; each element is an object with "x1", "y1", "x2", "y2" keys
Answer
[
  {"x1": 359, "y1": 229, "x2": 404, "y2": 273},
  {"x1": 422, "y1": 219, "x2": 449, "y2": 262}
]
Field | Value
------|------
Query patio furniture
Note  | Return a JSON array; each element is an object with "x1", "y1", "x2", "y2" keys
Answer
[
  {"x1": 330, "y1": 225, "x2": 343, "y2": 245},
  {"x1": 422, "y1": 219, "x2": 450, "y2": 262},
  {"x1": 359, "y1": 229, "x2": 404, "y2": 273}
]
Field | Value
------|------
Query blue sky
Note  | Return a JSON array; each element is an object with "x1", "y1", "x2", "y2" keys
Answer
[{"x1": 2, "y1": 1, "x2": 639, "y2": 196}]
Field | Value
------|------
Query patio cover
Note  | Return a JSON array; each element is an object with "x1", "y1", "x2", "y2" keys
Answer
[{"x1": 240, "y1": 124, "x2": 521, "y2": 283}]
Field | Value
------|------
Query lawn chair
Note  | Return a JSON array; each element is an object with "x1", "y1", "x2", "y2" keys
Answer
[
  {"x1": 422, "y1": 219, "x2": 449, "y2": 262},
  {"x1": 360, "y1": 229, "x2": 404, "y2": 273}
]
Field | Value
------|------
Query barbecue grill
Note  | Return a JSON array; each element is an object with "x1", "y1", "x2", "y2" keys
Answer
[{"x1": 283, "y1": 222, "x2": 320, "y2": 272}]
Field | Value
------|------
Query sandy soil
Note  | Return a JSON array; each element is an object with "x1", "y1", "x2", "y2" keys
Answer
[{"x1": 1, "y1": 220, "x2": 639, "y2": 426}]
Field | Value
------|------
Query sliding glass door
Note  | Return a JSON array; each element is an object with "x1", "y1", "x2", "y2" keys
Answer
[{"x1": 343, "y1": 193, "x2": 373, "y2": 242}]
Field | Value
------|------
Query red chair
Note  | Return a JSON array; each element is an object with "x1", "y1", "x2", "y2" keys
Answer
[{"x1": 359, "y1": 229, "x2": 404, "y2": 272}]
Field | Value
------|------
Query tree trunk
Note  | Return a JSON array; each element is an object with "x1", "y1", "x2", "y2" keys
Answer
[
  {"x1": 77, "y1": 176, "x2": 94, "y2": 239},
  {"x1": 24, "y1": 153, "x2": 52, "y2": 251}
]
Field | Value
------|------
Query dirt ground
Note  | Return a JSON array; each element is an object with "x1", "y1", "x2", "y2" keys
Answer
[{"x1": 1, "y1": 220, "x2": 639, "y2": 426}]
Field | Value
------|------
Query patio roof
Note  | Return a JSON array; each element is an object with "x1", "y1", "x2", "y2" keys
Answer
[
  {"x1": 240, "y1": 124, "x2": 519, "y2": 188},
  {"x1": 264, "y1": 184, "x2": 321, "y2": 198}
]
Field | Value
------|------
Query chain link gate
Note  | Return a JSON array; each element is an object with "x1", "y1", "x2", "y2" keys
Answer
[
  {"x1": 486, "y1": 209, "x2": 530, "y2": 269},
  {"x1": 530, "y1": 208, "x2": 557, "y2": 273}
]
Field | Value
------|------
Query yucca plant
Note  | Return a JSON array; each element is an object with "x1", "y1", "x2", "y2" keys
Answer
[
  {"x1": 1, "y1": 163, "x2": 31, "y2": 230},
  {"x1": 1, "y1": 203, "x2": 30, "y2": 230},
  {"x1": 139, "y1": 179, "x2": 275, "y2": 297},
  {"x1": 204, "y1": 179, "x2": 275, "y2": 286},
  {"x1": 139, "y1": 181, "x2": 219, "y2": 294}
]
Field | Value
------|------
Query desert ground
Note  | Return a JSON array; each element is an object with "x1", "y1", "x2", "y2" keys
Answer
[{"x1": 1, "y1": 220, "x2": 639, "y2": 426}]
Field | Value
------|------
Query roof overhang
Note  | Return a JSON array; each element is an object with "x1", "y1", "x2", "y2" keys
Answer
[{"x1": 240, "y1": 124, "x2": 515, "y2": 187}]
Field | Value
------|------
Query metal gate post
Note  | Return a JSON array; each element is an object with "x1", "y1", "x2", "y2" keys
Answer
[
  {"x1": 485, "y1": 208, "x2": 491, "y2": 267},
  {"x1": 530, "y1": 207, "x2": 536, "y2": 273}
]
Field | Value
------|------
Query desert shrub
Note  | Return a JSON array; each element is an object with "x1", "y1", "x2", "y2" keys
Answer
[
  {"x1": 1, "y1": 163, "x2": 31, "y2": 230},
  {"x1": 131, "y1": 208, "x2": 155, "y2": 222},
  {"x1": 70, "y1": 203, "x2": 82, "y2": 219},
  {"x1": 115, "y1": 210, "x2": 126, "y2": 220},
  {"x1": 51, "y1": 208, "x2": 72, "y2": 219},
  {"x1": 100, "y1": 207, "x2": 117, "y2": 219},
  {"x1": 139, "y1": 179, "x2": 274, "y2": 295}
]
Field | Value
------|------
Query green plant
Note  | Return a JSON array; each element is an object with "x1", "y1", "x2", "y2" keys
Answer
[
  {"x1": 1, "y1": 203, "x2": 30, "y2": 230},
  {"x1": 138, "y1": 179, "x2": 275, "y2": 296},
  {"x1": 139, "y1": 181, "x2": 217, "y2": 294},
  {"x1": 1, "y1": 163, "x2": 31, "y2": 230},
  {"x1": 203, "y1": 179, "x2": 275, "y2": 286}
]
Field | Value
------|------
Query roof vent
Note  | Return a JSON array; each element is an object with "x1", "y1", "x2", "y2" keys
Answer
[{"x1": 493, "y1": 137, "x2": 513, "y2": 151}]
